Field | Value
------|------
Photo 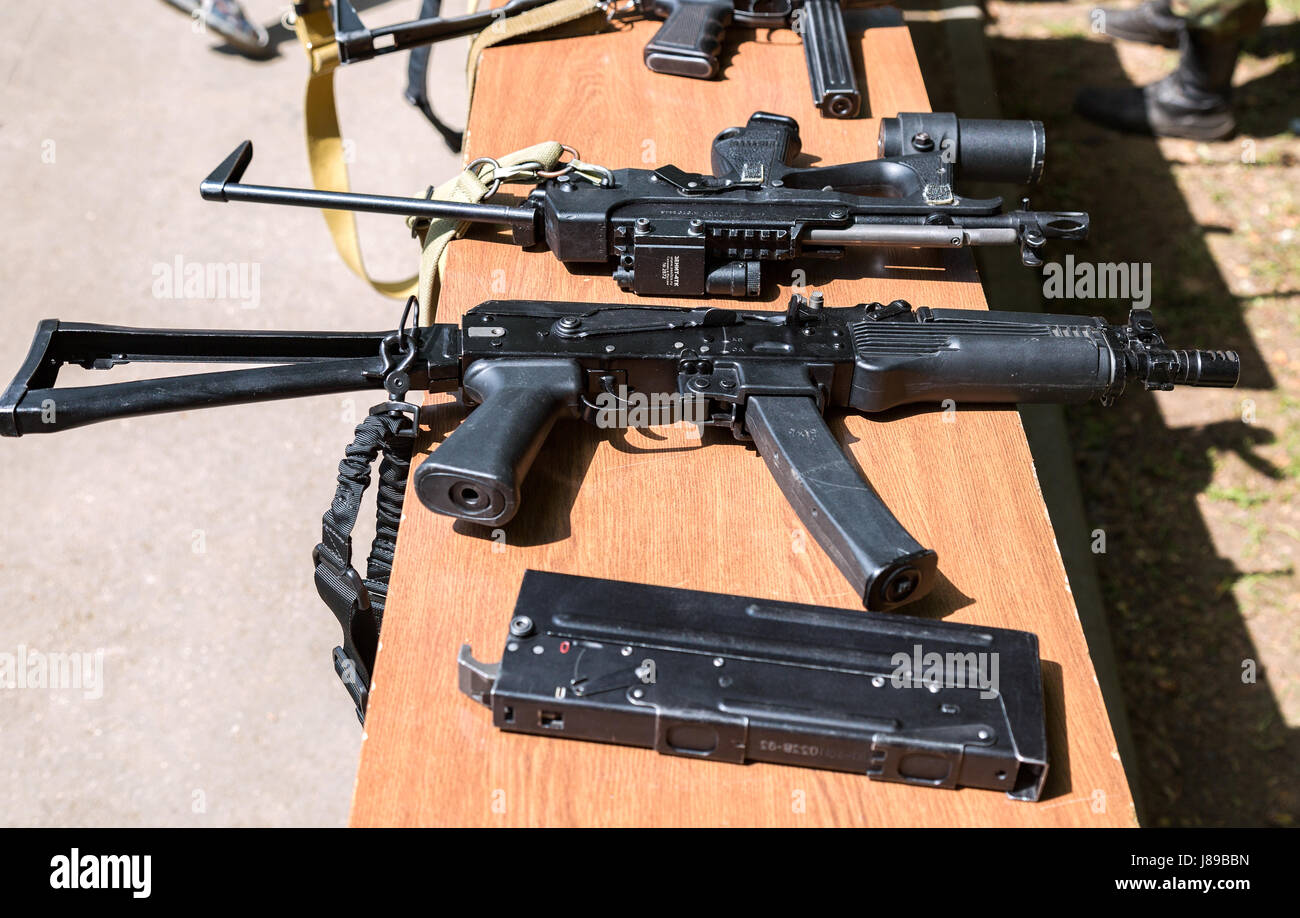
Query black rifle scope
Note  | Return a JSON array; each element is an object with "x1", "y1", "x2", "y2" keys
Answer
[{"x1": 878, "y1": 113, "x2": 1047, "y2": 186}]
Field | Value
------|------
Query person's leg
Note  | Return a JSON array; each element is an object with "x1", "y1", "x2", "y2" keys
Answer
[
  {"x1": 1075, "y1": 0, "x2": 1269, "y2": 140},
  {"x1": 198, "y1": 0, "x2": 271, "y2": 58},
  {"x1": 1092, "y1": 0, "x2": 1184, "y2": 48}
]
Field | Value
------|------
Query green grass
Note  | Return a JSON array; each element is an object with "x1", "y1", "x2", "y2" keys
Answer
[{"x1": 1205, "y1": 483, "x2": 1271, "y2": 508}]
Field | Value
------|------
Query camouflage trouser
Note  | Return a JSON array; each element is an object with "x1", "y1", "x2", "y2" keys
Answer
[{"x1": 1170, "y1": 0, "x2": 1268, "y2": 37}]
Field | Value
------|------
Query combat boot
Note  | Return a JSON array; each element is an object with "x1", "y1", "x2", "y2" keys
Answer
[
  {"x1": 1074, "y1": 28, "x2": 1241, "y2": 140},
  {"x1": 1092, "y1": 0, "x2": 1183, "y2": 47}
]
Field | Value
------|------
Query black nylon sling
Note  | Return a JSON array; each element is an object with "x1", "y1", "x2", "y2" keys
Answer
[
  {"x1": 404, "y1": 0, "x2": 465, "y2": 152},
  {"x1": 314, "y1": 404, "x2": 418, "y2": 724}
]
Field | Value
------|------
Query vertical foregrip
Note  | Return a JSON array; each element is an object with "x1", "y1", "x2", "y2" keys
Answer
[
  {"x1": 413, "y1": 359, "x2": 583, "y2": 527},
  {"x1": 798, "y1": 0, "x2": 860, "y2": 118},
  {"x1": 745, "y1": 395, "x2": 937, "y2": 611}
]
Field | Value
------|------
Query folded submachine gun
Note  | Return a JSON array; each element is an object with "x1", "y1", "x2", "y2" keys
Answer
[
  {"x1": 2, "y1": 295, "x2": 1237, "y2": 618},
  {"x1": 200, "y1": 111, "x2": 1089, "y2": 297}
]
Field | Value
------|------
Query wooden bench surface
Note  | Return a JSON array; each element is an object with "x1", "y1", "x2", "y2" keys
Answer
[{"x1": 349, "y1": 14, "x2": 1138, "y2": 826}]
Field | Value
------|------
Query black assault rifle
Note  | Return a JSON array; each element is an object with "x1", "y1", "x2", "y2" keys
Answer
[{"x1": 199, "y1": 111, "x2": 1089, "y2": 297}]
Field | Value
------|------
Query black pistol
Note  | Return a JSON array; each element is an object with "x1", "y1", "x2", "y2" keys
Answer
[{"x1": 642, "y1": 0, "x2": 862, "y2": 118}]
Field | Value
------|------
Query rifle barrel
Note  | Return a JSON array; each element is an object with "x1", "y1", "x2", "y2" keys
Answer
[
  {"x1": 336, "y1": 0, "x2": 560, "y2": 60},
  {"x1": 363, "y1": 12, "x2": 502, "y2": 51},
  {"x1": 805, "y1": 224, "x2": 1019, "y2": 247},
  {"x1": 203, "y1": 180, "x2": 537, "y2": 229}
]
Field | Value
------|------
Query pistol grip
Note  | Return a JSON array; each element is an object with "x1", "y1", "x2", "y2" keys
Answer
[
  {"x1": 413, "y1": 359, "x2": 583, "y2": 527},
  {"x1": 745, "y1": 395, "x2": 937, "y2": 611},
  {"x1": 644, "y1": 0, "x2": 734, "y2": 80}
]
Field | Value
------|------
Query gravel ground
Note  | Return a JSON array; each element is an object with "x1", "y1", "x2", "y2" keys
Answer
[
  {"x1": 0, "y1": 0, "x2": 467, "y2": 826},
  {"x1": 905, "y1": 0, "x2": 1299, "y2": 825}
]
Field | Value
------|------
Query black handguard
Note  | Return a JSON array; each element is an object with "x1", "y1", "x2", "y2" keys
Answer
[
  {"x1": 842, "y1": 301, "x2": 1241, "y2": 411},
  {"x1": 643, "y1": 0, "x2": 735, "y2": 79}
]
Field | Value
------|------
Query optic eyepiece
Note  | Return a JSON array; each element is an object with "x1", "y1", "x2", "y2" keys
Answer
[{"x1": 878, "y1": 113, "x2": 1046, "y2": 186}]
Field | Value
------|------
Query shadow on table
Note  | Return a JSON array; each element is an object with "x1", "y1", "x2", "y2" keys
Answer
[{"x1": 904, "y1": 6, "x2": 1297, "y2": 825}]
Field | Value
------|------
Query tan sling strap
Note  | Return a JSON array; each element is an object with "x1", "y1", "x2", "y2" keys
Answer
[
  {"x1": 290, "y1": 0, "x2": 610, "y2": 306},
  {"x1": 408, "y1": 142, "x2": 567, "y2": 327},
  {"x1": 293, "y1": 2, "x2": 419, "y2": 298},
  {"x1": 464, "y1": 0, "x2": 610, "y2": 103}
]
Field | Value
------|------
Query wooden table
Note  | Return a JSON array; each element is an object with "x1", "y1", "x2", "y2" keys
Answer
[{"x1": 349, "y1": 12, "x2": 1138, "y2": 826}]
